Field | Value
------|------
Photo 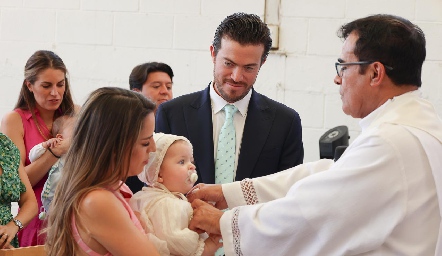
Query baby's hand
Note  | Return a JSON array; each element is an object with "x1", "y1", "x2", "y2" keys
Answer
[
  {"x1": 51, "y1": 139, "x2": 70, "y2": 156},
  {"x1": 45, "y1": 138, "x2": 62, "y2": 149}
]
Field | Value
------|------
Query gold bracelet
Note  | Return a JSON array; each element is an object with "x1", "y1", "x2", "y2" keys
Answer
[{"x1": 47, "y1": 147, "x2": 61, "y2": 158}]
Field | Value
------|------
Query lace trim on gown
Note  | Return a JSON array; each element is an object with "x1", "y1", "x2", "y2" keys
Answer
[
  {"x1": 240, "y1": 179, "x2": 258, "y2": 205},
  {"x1": 232, "y1": 208, "x2": 243, "y2": 256}
]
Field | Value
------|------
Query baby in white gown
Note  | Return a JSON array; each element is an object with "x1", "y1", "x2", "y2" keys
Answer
[{"x1": 129, "y1": 133, "x2": 221, "y2": 256}]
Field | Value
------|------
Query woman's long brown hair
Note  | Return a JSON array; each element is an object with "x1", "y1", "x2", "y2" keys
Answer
[{"x1": 45, "y1": 87, "x2": 155, "y2": 255}]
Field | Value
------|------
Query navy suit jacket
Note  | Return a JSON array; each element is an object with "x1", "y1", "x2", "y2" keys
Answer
[{"x1": 155, "y1": 85, "x2": 304, "y2": 184}]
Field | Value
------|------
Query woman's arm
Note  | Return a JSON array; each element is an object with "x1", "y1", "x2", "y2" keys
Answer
[
  {"x1": 0, "y1": 163, "x2": 38, "y2": 249},
  {"x1": 15, "y1": 163, "x2": 38, "y2": 226},
  {"x1": 79, "y1": 190, "x2": 160, "y2": 256},
  {"x1": 1, "y1": 111, "x2": 59, "y2": 186}
]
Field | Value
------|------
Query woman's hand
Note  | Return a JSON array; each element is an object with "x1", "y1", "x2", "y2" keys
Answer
[{"x1": 0, "y1": 223, "x2": 19, "y2": 249}]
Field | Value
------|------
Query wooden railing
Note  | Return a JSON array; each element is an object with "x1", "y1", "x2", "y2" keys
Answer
[{"x1": 0, "y1": 245, "x2": 45, "y2": 256}]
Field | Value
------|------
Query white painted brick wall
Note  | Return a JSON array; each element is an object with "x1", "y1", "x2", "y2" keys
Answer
[
  {"x1": 0, "y1": 1, "x2": 441, "y2": 163},
  {"x1": 285, "y1": 55, "x2": 336, "y2": 93},
  {"x1": 24, "y1": 0, "x2": 79, "y2": 10},
  {"x1": 285, "y1": 90, "x2": 324, "y2": 129},
  {"x1": 281, "y1": 0, "x2": 345, "y2": 18},
  {"x1": 201, "y1": 0, "x2": 265, "y2": 16},
  {"x1": 140, "y1": 0, "x2": 201, "y2": 14},
  {"x1": 0, "y1": 0, "x2": 21, "y2": 7},
  {"x1": 254, "y1": 54, "x2": 286, "y2": 102},
  {"x1": 345, "y1": 0, "x2": 415, "y2": 19},
  {"x1": 279, "y1": 17, "x2": 308, "y2": 54},
  {"x1": 57, "y1": 11, "x2": 113, "y2": 45},
  {"x1": 114, "y1": 13, "x2": 175, "y2": 48},
  {"x1": 81, "y1": 0, "x2": 138, "y2": 12},
  {"x1": 174, "y1": 15, "x2": 220, "y2": 50},
  {"x1": 308, "y1": 19, "x2": 343, "y2": 56},
  {"x1": 416, "y1": 0, "x2": 442, "y2": 21},
  {"x1": 418, "y1": 22, "x2": 442, "y2": 60},
  {"x1": 0, "y1": 9, "x2": 56, "y2": 42}
]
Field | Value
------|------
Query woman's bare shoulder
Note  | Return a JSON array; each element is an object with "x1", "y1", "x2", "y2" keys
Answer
[
  {"x1": 80, "y1": 189, "x2": 119, "y2": 213},
  {"x1": 1, "y1": 110, "x2": 22, "y2": 125},
  {"x1": 1, "y1": 111, "x2": 23, "y2": 137}
]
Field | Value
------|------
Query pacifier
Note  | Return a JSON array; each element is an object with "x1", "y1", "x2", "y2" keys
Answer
[{"x1": 187, "y1": 170, "x2": 198, "y2": 184}]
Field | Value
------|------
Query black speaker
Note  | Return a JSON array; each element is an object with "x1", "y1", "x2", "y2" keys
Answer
[{"x1": 319, "y1": 126, "x2": 349, "y2": 160}]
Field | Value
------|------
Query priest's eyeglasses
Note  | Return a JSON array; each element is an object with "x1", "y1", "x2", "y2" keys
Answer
[{"x1": 335, "y1": 60, "x2": 393, "y2": 77}]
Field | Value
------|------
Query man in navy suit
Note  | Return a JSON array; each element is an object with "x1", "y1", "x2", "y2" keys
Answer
[{"x1": 156, "y1": 12, "x2": 304, "y2": 184}]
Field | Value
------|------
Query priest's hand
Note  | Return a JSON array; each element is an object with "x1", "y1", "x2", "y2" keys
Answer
[
  {"x1": 187, "y1": 183, "x2": 228, "y2": 210},
  {"x1": 189, "y1": 199, "x2": 223, "y2": 235}
]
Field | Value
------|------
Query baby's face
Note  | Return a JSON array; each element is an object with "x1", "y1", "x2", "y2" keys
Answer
[{"x1": 159, "y1": 140, "x2": 196, "y2": 194}]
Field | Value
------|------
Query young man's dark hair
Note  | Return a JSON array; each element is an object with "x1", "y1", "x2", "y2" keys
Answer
[{"x1": 212, "y1": 12, "x2": 272, "y2": 63}]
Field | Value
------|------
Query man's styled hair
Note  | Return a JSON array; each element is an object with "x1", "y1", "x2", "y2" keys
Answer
[
  {"x1": 338, "y1": 14, "x2": 426, "y2": 87},
  {"x1": 212, "y1": 12, "x2": 272, "y2": 63}
]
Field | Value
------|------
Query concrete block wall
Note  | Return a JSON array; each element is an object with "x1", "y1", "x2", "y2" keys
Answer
[{"x1": 0, "y1": 0, "x2": 441, "y2": 162}]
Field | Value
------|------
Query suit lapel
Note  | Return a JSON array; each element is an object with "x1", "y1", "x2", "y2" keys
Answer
[
  {"x1": 236, "y1": 90, "x2": 274, "y2": 180},
  {"x1": 184, "y1": 86, "x2": 216, "y2": 183}
]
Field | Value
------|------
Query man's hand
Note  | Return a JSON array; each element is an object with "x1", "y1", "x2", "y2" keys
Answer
[
  {"x1": 187, "y1": 183, "x2": 228, "y2": 210},
  {"x1": 189, "y1": 199, "x2": 223, "y2": 235}
]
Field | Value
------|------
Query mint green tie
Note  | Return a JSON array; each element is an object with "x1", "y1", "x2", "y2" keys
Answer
[
  {"x1": 214, "y1": 104, "x2": 237, "y2": 256},
  {"x1": 215, "y1": 104, "x2": 237, "y2": 184}
]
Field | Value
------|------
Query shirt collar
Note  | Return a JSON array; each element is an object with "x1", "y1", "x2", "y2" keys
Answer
[
  {"x1": 23, "y1": 108, "x2": 40, "y2": 121},
  {"x1": 209, "y1": 82, "x2": 252, "y2": 117},
  {"x1": 359, "y1": 90, "x2": 420, "y2": 131}
]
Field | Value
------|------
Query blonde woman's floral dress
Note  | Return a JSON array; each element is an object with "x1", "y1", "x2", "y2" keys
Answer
[{"x1": 0, "y1": 133, "x2": 26, "y2": 247}]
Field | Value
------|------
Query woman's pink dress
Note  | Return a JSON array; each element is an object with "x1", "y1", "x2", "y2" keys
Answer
[
  {"x1": 72, "y1": 184, "x2": 145, "y2": 256},
  {"x1": 15, "y1": 108, "x2": 50, "y2": 246}
]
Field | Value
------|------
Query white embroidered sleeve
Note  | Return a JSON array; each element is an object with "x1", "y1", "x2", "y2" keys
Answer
[{"x1": 223, "y1": 159, "x2": 334, "y2": 209}]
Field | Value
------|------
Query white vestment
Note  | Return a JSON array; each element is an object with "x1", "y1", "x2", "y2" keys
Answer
[{"x1": 220, "y1": 91, "x2": 442, "y2": 255}]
